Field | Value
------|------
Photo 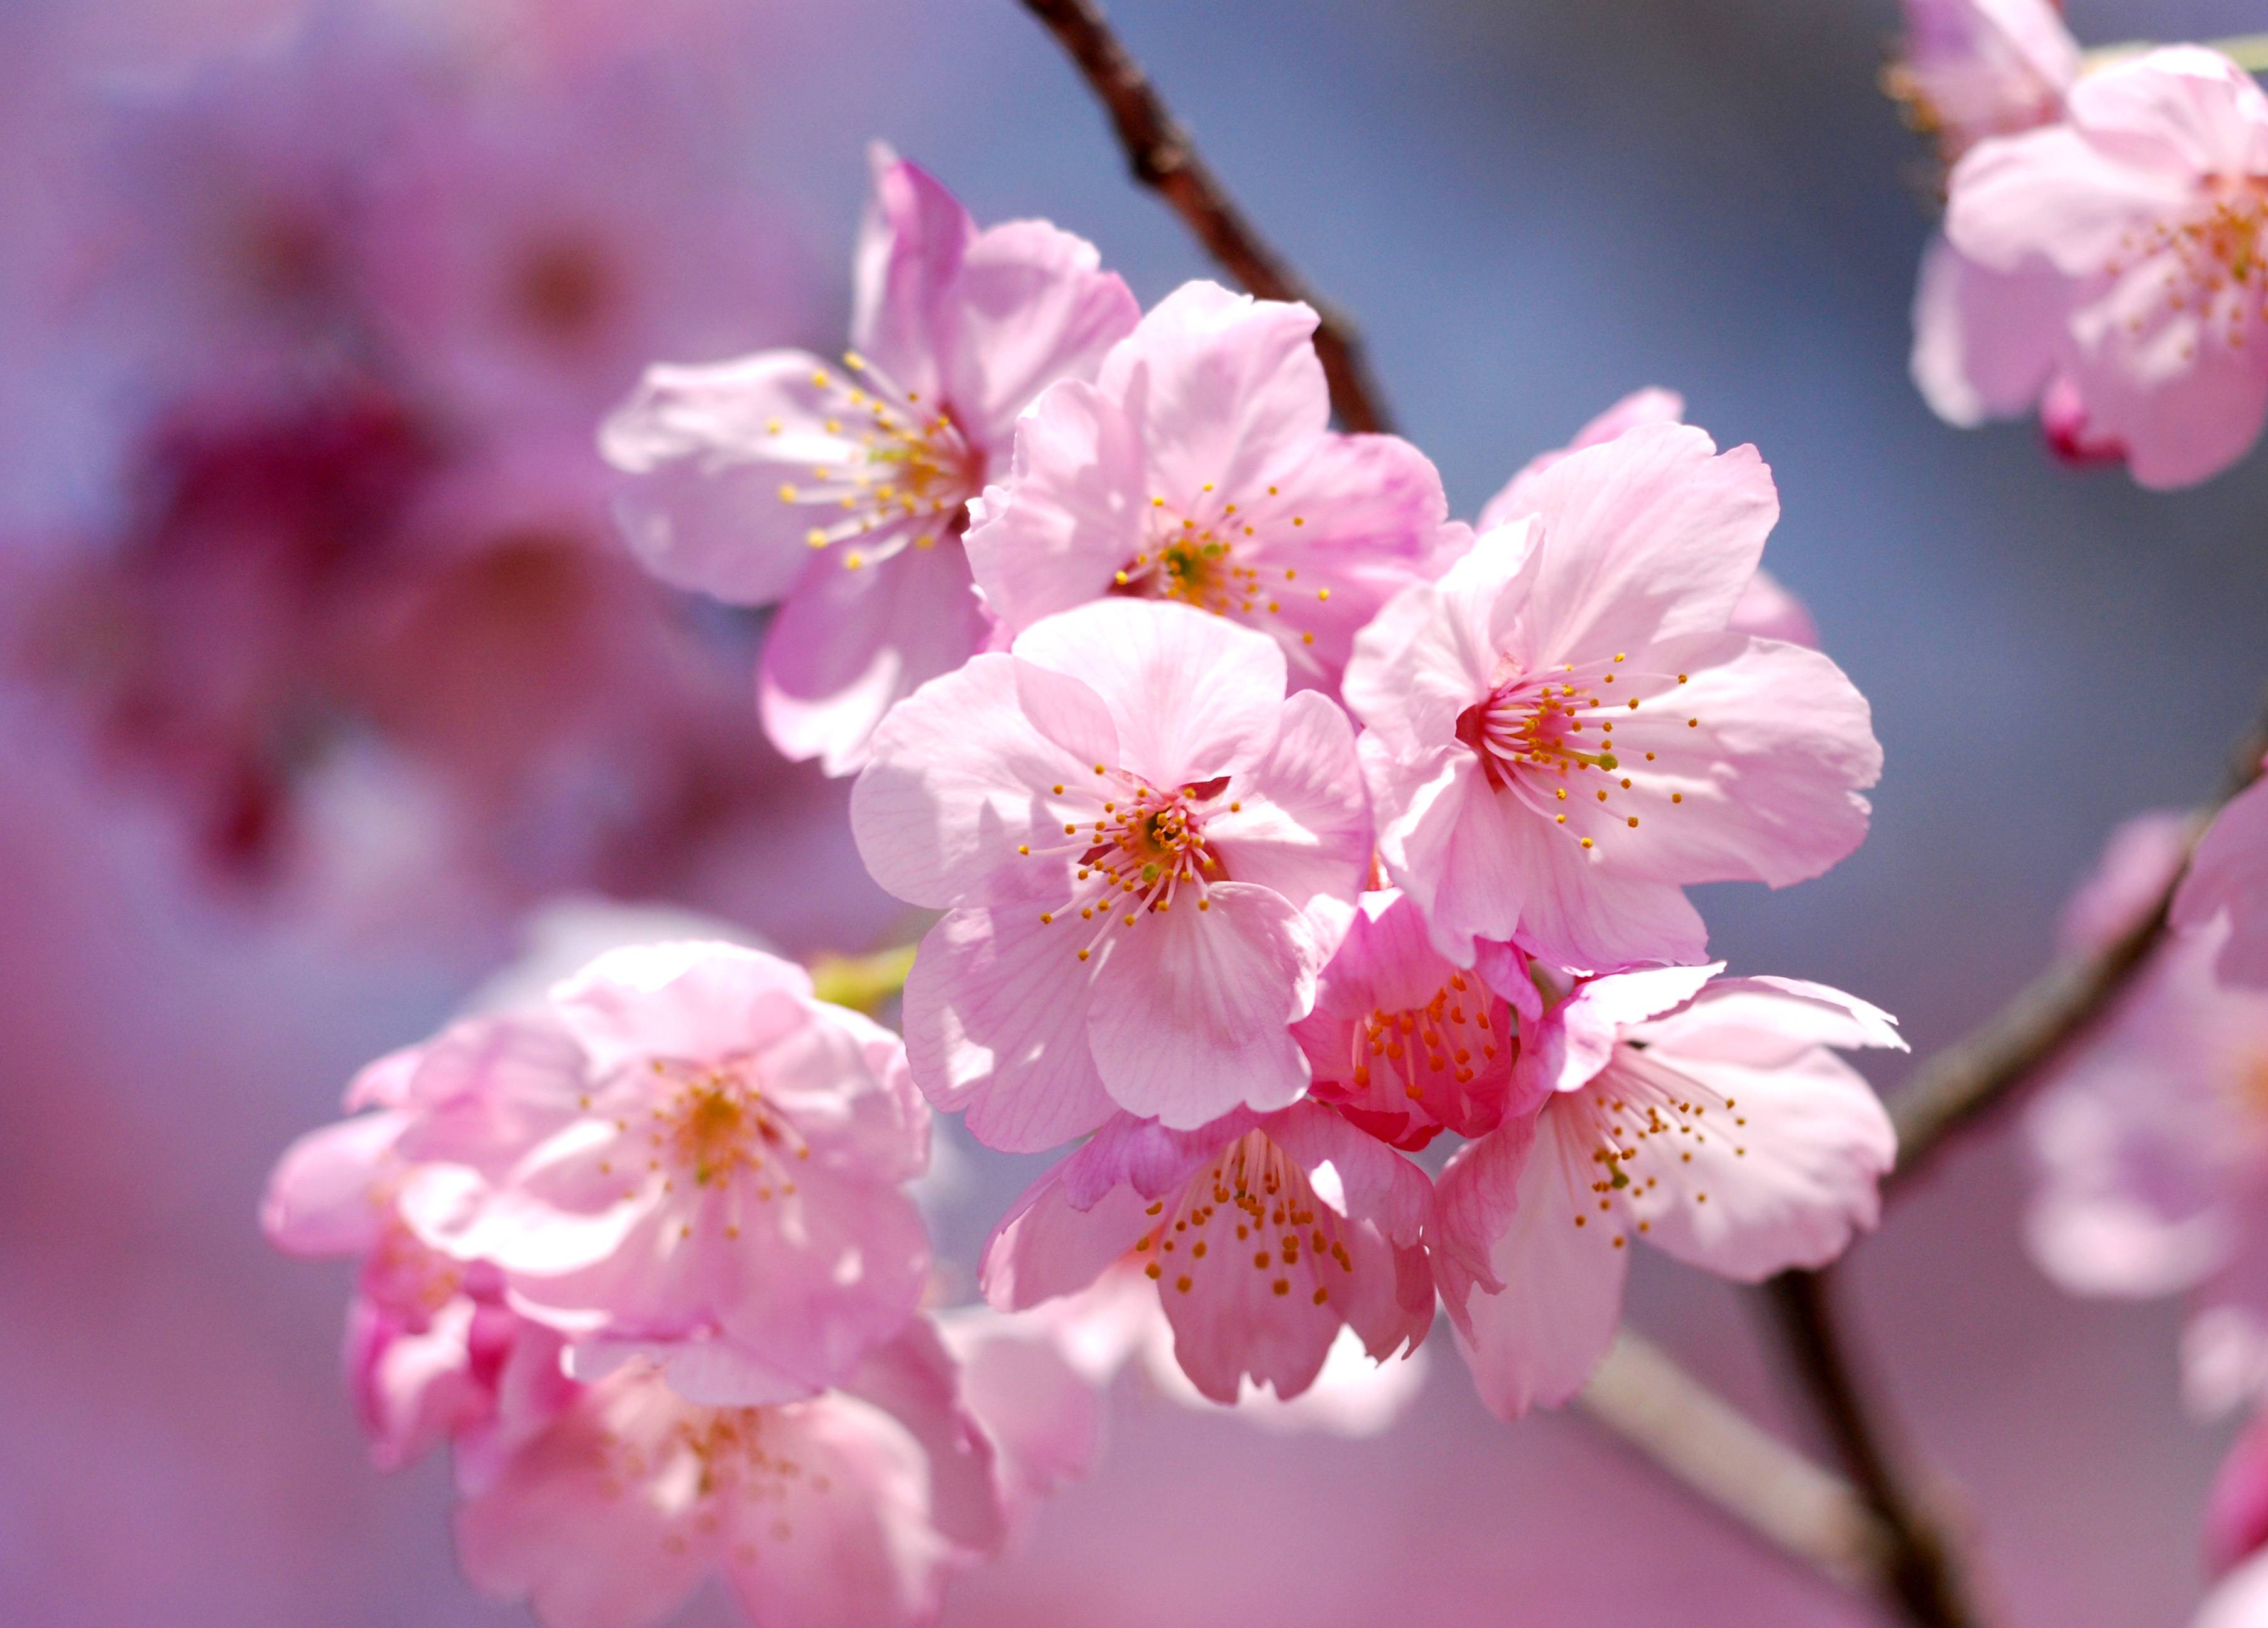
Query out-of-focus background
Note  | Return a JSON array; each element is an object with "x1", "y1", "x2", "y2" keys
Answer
[{"x1": 4, "y1": 1, "x2": 2264, "y2": 1623}]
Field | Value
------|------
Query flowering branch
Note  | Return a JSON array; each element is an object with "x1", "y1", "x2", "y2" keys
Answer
[
  {"x1": 1015, "y1": 0, "x2": 1395, "y2": 434},
  {"x1": 1885, "y1": 702, "x2": 2268, "y2": 1195}
]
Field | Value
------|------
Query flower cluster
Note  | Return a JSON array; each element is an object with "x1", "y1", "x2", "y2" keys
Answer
[
  {"x1": 1895, "y1": 6, "x2": 2268, "y2": 487},
  {"x1": 606, "y1": 156, "x2": 1905, "y2": 1435},
  {"x1": 264, "y1": 936, "x2": 1101, "y2": 1628}
]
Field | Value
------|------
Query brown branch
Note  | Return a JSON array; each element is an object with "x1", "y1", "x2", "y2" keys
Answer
[
  {"x1": 1578, "y1": 1330, "x2": 1891, "y2": 1590},
  {"x1": 1887, "y1": 703, "x2": 2268, "y2": 1195},
  {"x1": 1762, "y1": 1271, "x2": 1980, "y2": 1628},
  {"x1": 1016, "y1": 0, "x2": 1394, "y2": 434}
]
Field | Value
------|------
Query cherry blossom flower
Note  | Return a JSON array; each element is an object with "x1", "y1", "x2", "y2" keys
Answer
[
  {"x1": 1884, "y1": 0, "x2": 2079, "y2": 169},
  {"x1": 2025, "y1": 813, "x2": 2268, "y2": 1411},
  {"x1": 395, "y1": 942, "x2": 931, "y2": 1405},
  {"x1": 1432, "y1": 966, "x2": 1900, "y2": 1417},
  {"x1": 2179, "y1": 771, "x2": 2268, "y2": 990},
  {"x1": 981, "y1": 1102, "x2": 1434, "y2": 1405},
  {"x1": 1292, "y1": 888, "x2": 1529, "y2": 1151},
  {"x1": 852, "y1": 598, "x2": 1371, "y2": 1148},
  {"x1": 454, "y1": 1328, "x2": 1008, "y2": 1628},
  {"x1": 1343, "y1": 422, "x2": 1880, "y2": 974},
  {"x1": 1938, "y1": 47, "x2": 2268, "y2": 488},
  {"x1": 602, "y1": 148, "x2": 1139, "y2": 773},
  {"x1": 961, "y1": 279, "x2": 1449, "y2": 687},
  {"x1": 1476, "y1": 389, "x2": 1819, "y2": 649}
]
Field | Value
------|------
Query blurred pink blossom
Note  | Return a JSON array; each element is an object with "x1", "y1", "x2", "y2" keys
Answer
[
  {"x1": 963, "y1": 279, "x2": 1449, "y2": 687},
  {"x1": 1887, "y1": 0, "x2": 2079, "y2": 168},
  {"x1": 854, "y1": 599, "x2": 1370, "y2": 1146},
  {"x1": 1343, "y1": 422, "x2": 1879, "y2": 973},
  {"x1": 604, "y1": 149, "x2": 1138, "y2": 773},
  {"x1": 2179, "y1": 771, "x2": 2268, "y2": 990},
  {"x1": 1937, "y1": 46, "x2": 2268, "y2": 488}
]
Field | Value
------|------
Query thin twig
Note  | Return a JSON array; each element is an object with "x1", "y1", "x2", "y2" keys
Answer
[
  {"x1": 1887, "y1": 705, "x2": 2268, "y2": 1194},
  {"x1": 1015, "y1": 0, "x2": 1394, "y2": 434},
  {"x1": 1578, "y1": 1329, "x2": 1891, "y2": 1590},
  {"x1": 1762, "y1": 1271, "x2": 1978, "y2": 1628}
]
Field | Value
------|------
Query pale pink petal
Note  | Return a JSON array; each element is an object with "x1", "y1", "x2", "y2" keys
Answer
[
  {"x1": 2181, "y1": 776, "x2": 2268, "y2": 986},
  {"x1": 2062, "y1": 810, "x2": 2193, "y2": 955},
  {"x1": 1086, "y1": 881, "x2": 1319, "y2": 1128},
  {"x1": 261, "y1": 1110, "x2": 406, "y2": 1256},
  {"x1": 1476, "y1": 387, "x2": 1687, "y2": 529},
  {"x1": 760, "y1": 536, "x2": 990, "y2": 777},
  {"x1": 1502, "y1": 423, "x2": 1779, "y2": 663},
  {"x1": 942, "y1": 219, "x2": 1141, "y2": 455},
  {"x1": 1727, "y1": 568, "x2": 1819, "y2": 649},
  {"x1": 936, "y1": 1308, "x2": 1107, "y2": 1513},
  {"x1": 1201, "y1": 689, "x2": 1371, "y2": 920},
  {"x1": 848, "y1": 150, "x2": 971, "y2": 404},
  {"x1": 1095, "y1": 281, "x2": 1328, "y2": 502},
  {"x1": 834, "y1": 1321, "x2": 1010, "y2": 1558},
  {"x1": 1429, "y1": 1111, "x2": 1539, "y2": 1312},
  {"x1": 1909, "y1": 234, "x2": 2066, "y2": 426},
  {"x1": 2198, "y1": 1549, "x2": 2268, "y2": 1628},
  {"x1": 1005, "y1": 598, "x2": 1285, "y2": 789},
  {"x1": 901, "y1": 906, "x2": 1117, "y2": 1153},
  {"x1": 1945, "y1": 122, "x2": 2188, "y2": 278},
  {"x1": 549, "y1": 941, "x2": 812, "y2": 1075},
  {"x1": 961, "y1": 379, "x2": 1146, "y2": 630},
  {"x1": 1612, "y1": 1045, "x2": 1895, "y2": 1280},
  {"x1": 1446, "y1": 1106, "x2": 1629, "y2": 1417},
  {"x1": 980, "y1": 1124, "x2": 1198, "y2": 1309},
  {"x1": 599, "y1": 350, "x2": 861, "y2": 604},
  {"x1": 2062, "y1": 46, "x2": 2268, "y2": 177},
  {"x1": 1343, "y1": 524, "x2": 1533, "y2": 760},
  {"x1": 1527, "y1": 963, "x2": 1723, "y2": 1098}
]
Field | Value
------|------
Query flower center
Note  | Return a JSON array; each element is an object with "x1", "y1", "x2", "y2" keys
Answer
[
  {"x1": 1349, "y1": 972, "x2": 1502, "y2": 1099},
  {"x1": 1455, "y1": 651, "x2": 1700, "y2": 856},
  {"x1": 773, "y1": 352, "x2": 982, "y2": 572},
  {"x1": 1019, "y1": 768, "x2": 1235, "y2": 962},
  {"x1": 2105, "y1": 181, "x2": 2268, "y2": 350},
  {"x1": 1130, "y1": 1131, "x2": 1352, "y2": 1308},
  {"x1": 1551, "y1": 1046, "x2": 1748, "y2": 1248},
  {"x1": 643, "y1": 1059, "x2": 810, "y2": 1190},
  {"x1": 1108, "y1": 489, "x2": 1326, "y2": 653}
]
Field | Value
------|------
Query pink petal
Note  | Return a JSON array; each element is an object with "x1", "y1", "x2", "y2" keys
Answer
[
  {"x1": 848, "y1": 150, "x2": 972, "y2": 405},
  {"x1": 760, "y1": 535, "x2": 989, "y2": 778},
  {"x1": 261, "y1": 1110, "x2": 406, "y2": 1256},
  {"x1": 1446, "y1": 1105, "x2": 1629, "y2": 1417},
  {"x1": 1343, "y1": 526, "x2": 1530, "y2": 761},
  {"x1": 1202, "y1": 690, "x2": 1371, "y2": 920},
  {"x1": 962, "y1": 379, "x2": 1146, "y2": 631},
  {"x1": 599, "y1": 350, "x2": 861, "y2": 604},
  {"x1": 1727, "y1": 568, "x2": 1819, "y2": 649},
  {"x1": 2180, "y1": 776, "x2": 2268, "y2": 987},
  {"x1": 851, "y1": 649, "x2": 1117, "y2": 909},
  {"x1": 1095, "y1": 281, "x2": 1329, "y2": 504},
  {"x1": 942, "y1": 219, "x2": 1142, "y2": 455},
  {"x1": 1909, "y1": 234, "x2": 2066, "y2": 427},
  {"x1": 1502, "y1": 423, "x2": 1779, "y2": 664},
  {"x1": 901, "y1": 906, "x2": 1118, "y2": 1153},
  {"x1": 981, "y1": 1133, "x2": 1175, "y2": 1309},
  {"x1": 1086, "y1": 881, "x2": 1319, "y2": 1128},
  {"x1": 549, "y1": 941, "x2": 812, "y2": 1075},
  {"x1": 1476, "y1": 386, "x2": 1687, "y2": 529},
  {"x1": 2062, "y1": 46, "x2": 2268, "y2": 177},
  {"x1": 1945, "y1": 122, "x2": 2186, "y2": 278},
  {"x1": 1529, "y1": 963, "x2": 1723, "y2": 1098},
  {"x1": 1010, "y1": 599, "x2": 1286, "y2": 790}
]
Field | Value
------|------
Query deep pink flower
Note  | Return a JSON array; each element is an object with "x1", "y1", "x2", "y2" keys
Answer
[
  {"x1": 962, "y1": 280, "x2": 1449, "y2": 687},
  {"x1": 1887, "y1": 0, "x2": 2078, "y2": 168},
  {"x1": 602, "y1": 149, "x2": 1138, "y2": 773},
  {"x1": 1476, "y1": 389, "x2": 1819, "y2": 649},
  {"x1": 1433, "y1": 966, "x2": 1900, "y2": 1416},
  {"x1": 981, "y1": 1102, "x2": 1434, "y2": 1405},
  {"x1": 2027, "y1": 813, "x2": 2268, "y2": 1413},
  {"x1": 1292, "y1": 888, "x2": 1528, "y2": 1151},
  {"x1": 2211, "y1": 1411, "x2": 2268, "y2": 1580},
  {"x1": 454, "y1": 1328, "x2": 1007, "y2": 1628},
  {"x1": 395, "y1": 942, "x2": 932, "y2": 1405},
  {"x1": 1941, "y1": 48, "x2": 2268, "y2": 487},
  {"x1": 2178, "y1": 771, "x2": 2268, "y2": 989},
  {"x1": 1343, "y1": 422, "x2": 1880, "y2": 974},
  {"x1": 853, "y1": 598, "x2": 1370, "y2": 1147}
]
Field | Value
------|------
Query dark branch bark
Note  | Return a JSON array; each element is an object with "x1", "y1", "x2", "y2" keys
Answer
[
  {"x1": 1886, "y1": 704, "x2": 2268, "y2": 1194},
  {"x1": 1016, "y1": 0, "x2": 1394, "y2": 434},
  {"x1": 1762, "y1": 1271, "x2": 1979, "y2": 1628}
]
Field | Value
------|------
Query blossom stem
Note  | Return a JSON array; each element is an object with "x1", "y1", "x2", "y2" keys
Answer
[
  {"x1": 807, "y1": 943, "x2": 920, "y2": 1014},
  {"x1": 1576, "y1": 1330, "x2": 1892, "y2": 1588},
  {"x1": 1760, "y1": 1269, "x2": 1980, "y2": 1628},
  {"x1": 2084, "y1": 33, "x2": 2268, "y2": 74},
  {"x1": 1885, "y1": 701, "x2": 2268, "y2": 1195},
  {"x1": 1014, "y1": 0, "x2": 1395, "y2": 434}
]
